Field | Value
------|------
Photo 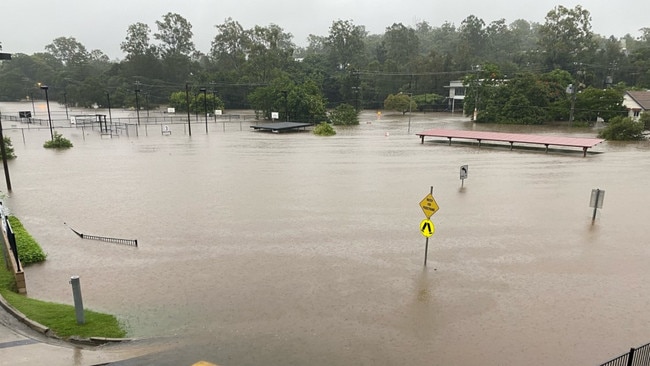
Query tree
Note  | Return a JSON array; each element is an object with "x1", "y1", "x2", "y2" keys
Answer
[
  {"x1": 43, "y1": 132, "x2": 73, "y2": 149},
  {"x1": 245, "y1": 24, "x2": 295, "y2": 83},
  {"x1": 384, "y1": 93, "x2": 416, "y2": 114},
  {"x1": 491, "y1": 73, "x2": 551, "y2": 124},
  {"x1": 538, "y1": 5, "x2": 596, "y2": 70},
  {"x1": 210, "y1": 18, "x2": 249, "y2": 72},
  {"x1": 248, "y1": 77, "x2": 326, "y2": 122},
  {"x1": 313, "y1": 122, "x2": 336, "y2": 136},
  {"x1": 430, "y1": 22, "x2": 459, "y2": 56},
  {"x1": 121, "y1": 22, "x2": 155, "y2": 59},
  {"x1": 154, "y1": 12, "x2": 195, "y2": 57},
  {"x1": 45, "y1": 37, "x2": 89, "y2": 66},
  {"x1": 573, "y1": 87, "x2": 626, "y2": 122},
  {"x1": 462, "y1": 63, "x2": 503, "y2": 121},
  {"x1": 598, "y1": 116, "x2": 645, "y2": 140},
  {"x1": 324, "y1": 20, "x2": 367, "y2": 70},
  {"x1": 457, "y1": 15, "x2": 486, "y2": 67},
  {"x1": 168, "y1": 90, "x2": 224, "y2": 113},
  {"x1": 329, "y1": 103, "x2": 359, "y2": 125},
  {"x1": 2, "y1": 137, "x2": 16, "y2": 159},
  {"x1": 383, "y1": 23, "x2": 419, "y2": 70}
]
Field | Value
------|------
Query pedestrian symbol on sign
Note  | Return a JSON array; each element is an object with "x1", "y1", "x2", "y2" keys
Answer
[{"x1": 420, "y1": 219, "x2": 435, "y2": 237}]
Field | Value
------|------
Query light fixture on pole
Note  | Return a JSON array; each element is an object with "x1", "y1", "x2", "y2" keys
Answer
[
  {"x1": 200, "y1": 87, "x2": 208, "y2": 133},
  {"x1": 40, "y1": 84, "x2": 54, "y2": 141}
]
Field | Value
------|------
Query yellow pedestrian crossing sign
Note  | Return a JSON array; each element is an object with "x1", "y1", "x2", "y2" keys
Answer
[
  {"x1": 419, "y1": 193, "x2": 439, "y2": 218},
  {"x1": 420, "y1": 219, "x2": 435, "y2": 237}
]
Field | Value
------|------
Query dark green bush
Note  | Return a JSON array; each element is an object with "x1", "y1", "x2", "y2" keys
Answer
[
  {"x1": 313, "y1": 122, "x2": 336, "y2": 136},
  {"x1": 43, "y1": 132, "x2": 73, "y2": 149},
  {"x1": 597, "y1": 116, "x2": 645, "y2": 141},
  {"x1": 329, "y1": 104, "x2": 359, "y2": 126},
  {"x1": 7, "y1": 216, "x2": 47, "y2": 264}
]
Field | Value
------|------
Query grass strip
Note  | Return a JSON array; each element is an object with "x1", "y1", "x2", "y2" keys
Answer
[
  {"x1": 0, "y1": 265, "x2": 126, "y2": 338},
  {"x1": 1, "y1": 218, "x2": 126, "y2": 339}
]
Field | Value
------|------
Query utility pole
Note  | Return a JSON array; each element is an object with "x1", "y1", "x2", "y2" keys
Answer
[
  {"x1": 185, "y1": 83, "x2": 192, "y2": 136},
  {"x1": 472, "y1": 65, "x2": 481, "y2": 121}
]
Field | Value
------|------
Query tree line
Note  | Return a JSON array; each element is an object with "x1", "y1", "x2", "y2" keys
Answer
[{"x1": 0, "y1": 5, "x2": 649, "y2": 124}]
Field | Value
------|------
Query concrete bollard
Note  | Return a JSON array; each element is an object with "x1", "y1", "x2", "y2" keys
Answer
[{"x1": 69, "y1": 276, "x2": 85, "y2": 325}]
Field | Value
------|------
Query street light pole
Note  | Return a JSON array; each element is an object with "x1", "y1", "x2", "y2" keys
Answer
[
  {"x1": 0, "y1": 112, "x2": 12, "y2": 191},
  {"x1": 212, "y1": 87, "x2": 218, "y2": 124},
  {"x1": 134, "y1": 81, "x2": 141, "y2": 125},
  {"x1": 30, "y1": 91, "x2": 36, "y2": 117},
  {"x1": 63, "y1": 91, "x2": 69, "y2": 119},
  {"x1": 200, "y1": 87, "x2": 208, "y2": 133},
  {"x1": 40, "y1": 85, "x2": 54, "y2": 141},
  {"x1": 282, "y1": 91, "x2": 288, "y2": 121},
  {"x1": 408, "y1": 93, "x2": 412, "y2": 134},
  {"x1": 472, "y1": 65, "x2": 481, "y2": 121},
  {"x1": 106, "y1": 92, "x2": 113, "y2": 124},
  {"x1": 0, "y1": 52, "x2": 12, "y2": 191}
]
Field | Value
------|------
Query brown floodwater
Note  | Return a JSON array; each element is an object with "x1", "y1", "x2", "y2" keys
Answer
[{"x1": 1, "y1": 101, "x2": 650, "y2": 365}]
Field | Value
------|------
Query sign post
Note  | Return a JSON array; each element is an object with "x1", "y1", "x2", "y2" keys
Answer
[
  {"x1": 590, "y1": 188, "x2": 605, "y2": 224},
  {"x1": 460, "y1": 165, "x2": 468, "y2": 187},
  {"x1": 419, "y1": 186, "x2": 439, "y2": 266}
]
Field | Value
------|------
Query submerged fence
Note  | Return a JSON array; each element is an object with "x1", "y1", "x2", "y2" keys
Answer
[
  {"x1": 600, "y1": 343, "x2": 650, "y2": 366},
  {"x1": 1, "y1": 112, "x2": 259, "y2": 139},
  {"x1": 65, "y1": 223, "x2": 138, "y2": 247}
]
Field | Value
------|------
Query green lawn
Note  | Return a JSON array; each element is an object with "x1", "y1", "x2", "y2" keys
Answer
[{"x1": 1, "y1": 218, "x2": 127, "y2": 339}]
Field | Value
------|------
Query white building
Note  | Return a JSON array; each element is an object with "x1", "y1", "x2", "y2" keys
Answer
[
  {"x1": 623, "y1": 91, "x2": 650, "y2": 121},
  {"x1": 444, "y1": 80, "x2": 465, "y2": 113}
]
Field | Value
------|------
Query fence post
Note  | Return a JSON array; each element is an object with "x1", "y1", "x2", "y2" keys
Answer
[{"x1": 627, "y1": 347, "x2": 635, "y2": 366}]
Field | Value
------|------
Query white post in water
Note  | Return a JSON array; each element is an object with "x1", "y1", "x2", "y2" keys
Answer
[
  {"x1": 460, "y1": 165, "x2": 468, "y2": 188},
  {"x1": 590, "y1": 188, "x2": 605, "y2": 224},
  {"x1": 70, "y1": 276, "x2": 85, "y2": 324}
]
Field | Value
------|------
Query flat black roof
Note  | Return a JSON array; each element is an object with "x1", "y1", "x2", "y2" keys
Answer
[{"x1": 250, "y1": 122, "x2": 314, "y2": 133}]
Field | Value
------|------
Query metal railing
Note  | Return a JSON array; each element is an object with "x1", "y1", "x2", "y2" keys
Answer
[
  {"x1": 600, "y1": 343, "x2": 650, "y2": 366},
  {"x1": 1, "y1": 208, "x2": 20, "y2": 271},
  {"x1": 0, "y1": 113, "x2": 258, "y2": 136}
]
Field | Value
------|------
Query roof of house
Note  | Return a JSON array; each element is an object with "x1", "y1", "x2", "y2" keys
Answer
[{"x1": 626, "y1": 91, "x2": 650, "y2": 110}]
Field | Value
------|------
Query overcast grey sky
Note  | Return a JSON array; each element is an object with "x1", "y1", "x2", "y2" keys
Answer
[{"x1": 1, "y1": 0, "x2": 648, "y2": 60}]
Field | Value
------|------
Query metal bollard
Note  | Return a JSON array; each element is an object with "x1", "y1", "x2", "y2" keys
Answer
[{"x1": 69, "y1": 276, "x2": 85, "y2": 324}]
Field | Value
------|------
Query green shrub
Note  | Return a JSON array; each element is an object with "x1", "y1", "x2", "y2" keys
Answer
[
  {"x1": 640, "y1": 112, "x2": 650, "y2": 130},
  {"x1": 7, "y1": 216, "x2": 47, "y2": 264},
  {"x1": 597, "y1": 116, "x2": 645, "y2": 141},
  {"x1": 329, "y1": 103, "x2": 359, "y2": 126},
  {"x1": 43, "y1": 132, "x2": 73, "y2": 149},
  {"x1": 313, "y1": 122, "x2": 336, "y2": 136}
]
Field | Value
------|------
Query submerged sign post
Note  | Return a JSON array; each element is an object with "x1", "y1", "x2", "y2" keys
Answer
[
  {"x1": 419, "y1": 186, "x2": 439, "y2": 266},
  {"x1": 590, "y1": 188, "x2": 605, "y2": 224},
  {"x1": 460, "y1": 165, "x2": 468, "y2": 187}
]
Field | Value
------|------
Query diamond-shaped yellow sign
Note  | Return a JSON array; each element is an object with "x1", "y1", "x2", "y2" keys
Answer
[{"x1": 419, "y1": 193, "x2": 439, "y2": 218}]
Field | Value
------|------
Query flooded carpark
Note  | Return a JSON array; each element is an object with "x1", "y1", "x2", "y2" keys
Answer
[{"x1": 1, "y1": 101, "x2": 650, "y2": 365}]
